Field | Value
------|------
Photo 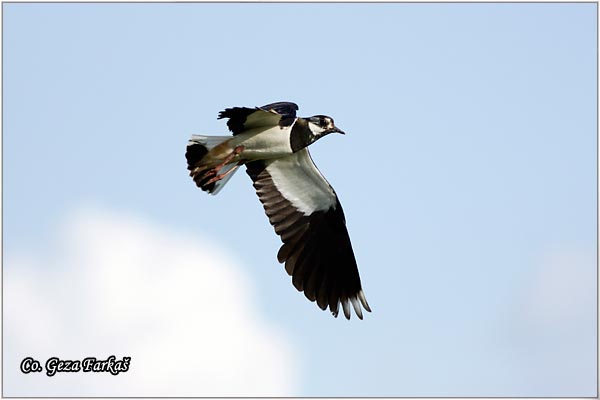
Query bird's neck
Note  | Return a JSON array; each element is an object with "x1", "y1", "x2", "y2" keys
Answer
[{"x1": 290, "y1": 118, "x2": 318, "y2": 152}]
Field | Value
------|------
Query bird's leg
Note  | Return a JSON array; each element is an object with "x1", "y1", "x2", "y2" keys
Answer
[
  {"x1": 205, "y1": 161, "x2": 244, "y2": 185},
  {"x1": 206, "y1": 145, "x2": 244, "y2": 175},
  {"x1": 201, "y1": 145, "x2": 245, "y2": 181},
  {"x1": 204, "y1": 161, "x2": 243, "y2": 185}
]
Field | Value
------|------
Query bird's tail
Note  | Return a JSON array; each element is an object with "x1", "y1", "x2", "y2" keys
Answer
[{"x1": 186, "y1": 135, "x2": 241, "y2": 194}]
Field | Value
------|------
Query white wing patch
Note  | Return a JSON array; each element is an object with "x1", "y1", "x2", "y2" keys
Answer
[{"x1": 266, "y1": 149, "x2": 336, "y2": 215}]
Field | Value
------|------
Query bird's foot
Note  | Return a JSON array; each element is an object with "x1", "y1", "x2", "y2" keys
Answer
[
  {"x1": 213, "y1": 145, "x2": 244, "y2": 172},
  {"x1": 201, "y1": 146, "x2": 245, "y2": 185},
  {"x1": 204, "y1": 161, "x2": 243, "y2": 185}
]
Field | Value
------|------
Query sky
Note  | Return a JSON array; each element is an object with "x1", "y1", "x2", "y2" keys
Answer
[{"x1": 2, "y1": 2, "x2": 597, "y2": 397}]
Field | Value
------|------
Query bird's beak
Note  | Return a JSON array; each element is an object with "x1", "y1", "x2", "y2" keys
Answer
[{"x1": 331, "y1": 126, "x2": 346, "y2": 135}]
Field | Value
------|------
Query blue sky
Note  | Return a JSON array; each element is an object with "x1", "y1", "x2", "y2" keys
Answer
[{"x1": 3, "y1": 2, "x2": 597, "y2": 397}]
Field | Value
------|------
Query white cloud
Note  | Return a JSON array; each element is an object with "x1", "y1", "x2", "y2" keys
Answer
[
  {"x1": 506, "y1": 248, "x2": 597, "y2": 395},
  {"x1": 524, "y1": 249, "x2": 596, "y2": 327},
  {"x1": 4, "y1": 206, "x2": 299, "y2": 397}
]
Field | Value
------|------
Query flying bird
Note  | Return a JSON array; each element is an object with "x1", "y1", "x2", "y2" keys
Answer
[{"x1": 185, "y1": 102, "x2": 371, "y2": 320}]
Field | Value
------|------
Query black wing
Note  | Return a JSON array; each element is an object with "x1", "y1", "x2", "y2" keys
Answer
[
  {"x1": 246, "y1": 149, "x2": 371, "y2": 320},
  {"x1": 218, "y1": 101, "x2": 298, "y2": 135}
]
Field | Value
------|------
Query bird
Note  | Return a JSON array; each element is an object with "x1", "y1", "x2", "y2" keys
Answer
[{"x1": 185, "y1": 102, "x2": 371, "y2": 320}]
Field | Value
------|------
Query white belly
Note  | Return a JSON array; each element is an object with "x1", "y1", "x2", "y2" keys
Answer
[{"x1": 232, "y1": 124, "x2": 294, "y2": 161}]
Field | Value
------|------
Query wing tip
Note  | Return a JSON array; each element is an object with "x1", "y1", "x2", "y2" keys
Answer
[
  {"x1": 333, "y1": 291, "x2": 371, "y2": 320},
  {"x1": 350, "y1": 296, "x2": 363, "y2": 320},
  {"x1": 358, "y1": 290, "x2": 372, "y2": 313},
  {"x1": 341, "y1": 298, "x2": 351, "y2": 320}
]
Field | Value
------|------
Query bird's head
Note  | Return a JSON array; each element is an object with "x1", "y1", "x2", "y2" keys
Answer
[{"x1": 306, "y1": 115, "x2": 345, "y2": 139}]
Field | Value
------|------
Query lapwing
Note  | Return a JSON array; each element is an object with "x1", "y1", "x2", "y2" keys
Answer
[{"x1": 185, "y1": 102, "x2": 371, "y2": 320}]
